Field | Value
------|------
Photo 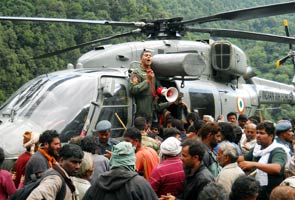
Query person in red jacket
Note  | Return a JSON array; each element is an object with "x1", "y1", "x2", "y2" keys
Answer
[{"x1": 0, "y1": 147, "x2": 16, "y2": 199}]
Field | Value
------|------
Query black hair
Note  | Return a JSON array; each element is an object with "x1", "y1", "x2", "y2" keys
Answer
[
  {"x1": 181, "y1": 139, "x2": 205, "y2": 160},
  {"x1": 80, "y1": 136, "x2": 98, "y2": 154},
  {"x1": 257, "y1": 121, "x2": 275, "y2": 137},
  {"x1": 123, "y1": 127, "x2": 142, "y2": 143},
  {"x1": 230, "y1": 175, "x2": 260, "y2": 200},
  {"x1": 248, "y1": 116, "x2": 259, "y2": 124},
  {"x1": 163, "y1": 128, "x2": 180, "y2": 140},
  {"x1": 218, "y1": 122, "x2": 236, "y2": 143},
  {"x1": 187, "y1": 112, "x2": 199, "y2": 122},
  {"x1": 0, "y1": 147, "x2": 4, "y2": 166},
  {"x1": 140, "y1": 49, "x2": 152, "y2": 58},
  {"x1": 194, "y1": 120, "x2": 205, "y2": 133},
  {"x1": 198, "y1": 182, "x2": 228, "y2": 200},
  {"x1": 227, "y1": 112, "x2": 237, "y2": 119},
  {"x1": 59, "y1": 144, "x2": 84, "y2": 160},
  {"x1": 172, "y1": 119, "x2": 184, "y2": 131},
  {"x1": 232, "y1": 124, "x2": 243, "y2": 144},
  {"x1": 39, "y1": 130, "x2": 59, "y2": 146},
  {"x1": 199, "y1": 122, "x2": 221, "y2": 140}
]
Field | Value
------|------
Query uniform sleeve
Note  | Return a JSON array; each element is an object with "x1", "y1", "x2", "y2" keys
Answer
[
  {"x1": 270, "y1": 148, "x2": 287, "y2": 168},
  {"x1": 128, "y1": 73, "x2": 149, "y2": 94},
  {"x1": 27, "y1": 175, "x2": 63, "y2": 200}
]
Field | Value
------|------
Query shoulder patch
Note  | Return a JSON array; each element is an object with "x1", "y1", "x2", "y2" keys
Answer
[{"x1": 131, "y1": 74, "x2": 139, "y2": 85}]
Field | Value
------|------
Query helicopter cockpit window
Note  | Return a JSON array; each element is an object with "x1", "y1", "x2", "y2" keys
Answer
[
  {"x1": 0, "y1": 74, "x2": 97, "y2": 133},
  {"x1": 98, "y1": 78, "x2": 128, "y2": 138},
  {"x1": 189, "y1": 89, "x2": 215, "y2": 118},
  {"x1": 102, "y1": 81, "x2": 127, "y2": 106}
]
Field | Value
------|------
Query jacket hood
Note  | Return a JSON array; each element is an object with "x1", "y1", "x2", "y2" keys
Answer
[{"x1": 96, "y1": 167, "x2": 137, "y2": 191}]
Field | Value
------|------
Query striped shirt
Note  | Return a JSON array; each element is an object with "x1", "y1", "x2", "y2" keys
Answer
[{"x1": 149, "y1": 157, "x2": 185, "y2": 197}]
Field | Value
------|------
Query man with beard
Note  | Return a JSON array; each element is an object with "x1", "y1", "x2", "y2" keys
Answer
[
  {"x1": 24, "y1": 130, "x2": 61, "y2": 184},
  {"x1": 159, "y1": 139, "x2": 214, "y2": 200},
  {"x1": 129, "y1": 49, "x2": 160, "y2": 123},
  {"x1": 27, "y1": 144, "x2": 84, "y2": 200},
  {"x1": 199, "y1": 122, "x2": 222, "y2": 177}
]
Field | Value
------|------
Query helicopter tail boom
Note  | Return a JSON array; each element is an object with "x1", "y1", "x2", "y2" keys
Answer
[{"x1": 252, "y1": 77, "x2": 295, "y2": 105}]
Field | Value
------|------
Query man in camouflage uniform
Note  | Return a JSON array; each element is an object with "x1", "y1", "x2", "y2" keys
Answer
[{"x1": 128, "y1": 49, "x2": 159, "y2": 123}]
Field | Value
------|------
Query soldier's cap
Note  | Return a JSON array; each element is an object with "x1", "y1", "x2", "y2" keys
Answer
[
  {"x1": 276, "y1": 120, "x2": 292, "y2": 133},
  {"x1": 93, "y1": 120, "x2": 112, "y2": 132}
]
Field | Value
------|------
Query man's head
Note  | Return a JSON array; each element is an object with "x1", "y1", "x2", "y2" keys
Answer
[
  {"x1": 180, "y1": 139, "x2": 205, "y2": 174},
  {"x1": 123, "y1": 127, "x2": 142, "y2": 150},
  {"x1": 230, "y1": 175, "x2": 259, "y2": 200},
  {"x1": 198, "y1": 182, "x2": 228, "y2": 200},
  {"x1": 270, "y1": 185, "x2": 295, "y2": 200},
  {"x1": 203, "y1": 115, "x2": 214, "y2": 123},
  {"x1": 80, "y1": 136, "x2": 98, "y2": 154},
  {"x1": 59, "y1": 144, "x2": 84, "y2": 176},
  {"x1": 238, "y1": 114, "x2": 248, "y2": 129},
  {"x1": 151, "y1": 122, "x2": 159, "y2": 135},
  {"x1": 134, "y1": 116, "x2": 147, "y2": 131},
  {"x1": 109, "y1": 141, "x2": 136, "y2": 171},
  {"x1": 245, "y1": 123, "x2": 257, "y2": 141},
  {"x1": 276, "y1": 120, "x2": 294, "y2": 142},
  {"x1": 227, "y1": 112, "x2": 237, "y2": 124},
  {"x1": 256, "y1": 121, "x2": 275, "y2": 149},
  {"x1": 140, "y1": 49, "x2": 152, "y2": 68},
  {"x1": 163, "y1": 128, "x2": 181, "y2": 141},
  {"x1": 199, "y1": 122, "x2": 221, "y2": 149},
  {"x1": 187, "y1": 112, "x2": 199, "y2": 124},
  {"x1": 23, "y1": 131, "x2": 40, "y2": 153},
  {"x1": 93, "y1": 120, "x2": 112, "y2": 144},
  {"x1": 218, "y1": 122, "x2": 236, "y2": 143},
  {"x1": 39, "y1": 130, "x2": 61, "y2": 158},
  {"x1": 217, "y1": 143, "x2": 239, "y2": 167},
  {"x1": 160, "y1": 137, "x2": 181, "y2": 159},
  {"x1": 76, "y1": 152, "x2": 94, "y2": 180}
]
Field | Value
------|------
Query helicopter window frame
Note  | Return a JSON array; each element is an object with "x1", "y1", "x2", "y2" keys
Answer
[{"x1": 92, "y1": 75, "x2": 130, "y2": 138}]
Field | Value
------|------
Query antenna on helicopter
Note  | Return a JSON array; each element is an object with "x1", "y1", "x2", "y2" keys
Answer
[{"x1": 276, "y1": 20, "x2": 295, "y2": 72}]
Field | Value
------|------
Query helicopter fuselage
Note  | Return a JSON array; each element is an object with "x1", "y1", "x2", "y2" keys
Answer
[{"x1": 0, "y1": 39, "x2": 295, "y2": 164}]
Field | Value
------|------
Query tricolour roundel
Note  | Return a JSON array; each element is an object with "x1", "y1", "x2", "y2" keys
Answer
[{"x1": 236, "y1": 97, "x2": 245, "y2": 114}]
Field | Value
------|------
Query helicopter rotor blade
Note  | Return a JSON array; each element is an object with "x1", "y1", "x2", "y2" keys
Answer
[
  {"x1": 33, "y1": 29, "x2": 142, "y2": 59},
  {"x1": 284, "y1": 20, "x2": 293, "y2": 50},
  {"x1": 276, "y1": 55, "x2": 291, "y2": 68},
  {"x1": 182, "y1": 1, "x2": 295, "y2": 25},
  {"x1": 276, "y1": 20, "x2": 295, "y2": 69},
  {"x1": 0, "y1": 16, "x2": 146, "y2": 27},
  {"x1": 186, "y1": 27, "x2": 295, "y2": 44}
]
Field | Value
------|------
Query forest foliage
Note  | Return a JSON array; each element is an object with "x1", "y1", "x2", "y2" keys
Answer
[{"x1": 0, "y1": 0, "x2": 295, "y2": 120}]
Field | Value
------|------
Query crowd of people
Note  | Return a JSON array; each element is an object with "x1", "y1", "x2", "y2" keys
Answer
[
  {"x1": 1, "y1": 49, "x2": 295, "y2": 200},
  {"x1": 1, "y1": 112, "x2": 295, "y2": 200}
]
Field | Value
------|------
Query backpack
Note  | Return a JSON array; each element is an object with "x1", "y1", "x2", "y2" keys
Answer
[{"x1": 9, "y1": 167, "x2": 67, "y2": 200}]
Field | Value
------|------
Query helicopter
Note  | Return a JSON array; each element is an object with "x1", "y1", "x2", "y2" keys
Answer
[{"x1": 1, "y1": 1, "x2": 295, "y2": 167}]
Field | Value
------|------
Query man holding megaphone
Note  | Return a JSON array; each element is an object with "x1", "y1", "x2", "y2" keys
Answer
[{"x1": 129, "y1": 49, "x2": 178, "y2": 124}]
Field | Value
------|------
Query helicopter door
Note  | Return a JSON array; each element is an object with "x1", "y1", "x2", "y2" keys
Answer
[{"x1": 88, "y1": 76, "x2": 131, "y2": 138}]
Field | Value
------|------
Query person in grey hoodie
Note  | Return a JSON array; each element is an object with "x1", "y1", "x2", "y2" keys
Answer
[{"x1": 83, "y1": 141, "x2": 158, "y2": 200}]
